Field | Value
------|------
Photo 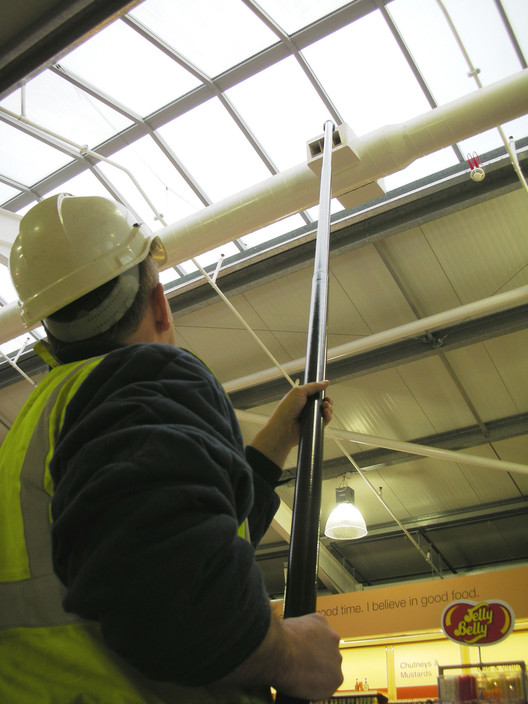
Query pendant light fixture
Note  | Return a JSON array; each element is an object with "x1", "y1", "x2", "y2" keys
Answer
[{"x1": 324, "y1": 477, "x2": 367, "y2": 540}]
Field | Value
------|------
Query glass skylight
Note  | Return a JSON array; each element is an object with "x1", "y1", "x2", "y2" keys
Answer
[
  {"x1": 302, "y1": 9, "x2": 432, "y2": 138},
  {"x1": 44, "y1": 170, "x2": 121, "y2": 203},
  {"x1": 501, "y1": 0, "x2": 528, "y2": 58},
  {"x1": 0, "y1": 0, "x2": 527, "y2": 358},
  {"x1": 0, "y1": 120, "x2": 74, "y2": 184},
  {"x1": 58, "y1": 19, "x2": 201, "y2": 117},
  {"x1": 128, "y1": 0, "x2": 278, "y2": 77},
  {"x1": 94, "y1": 133, "x2": 206, "y2": 230},
  {"x1": 239, "y1": 214, "x2": 308, "y2": 249},
  {"x1": 255, "y1": 0, "x2": 350, "y2": 34},
  {"x1": 2, "y1": 71, "x2": 132, "y2": 147},
  {"x1": 157, "y1": 97, "x2": 273, "y2": 203},
  {"x1": 387, "y1": 0, "x2": 476, "y2": 106},
  {"x1": 439, "y1": 0, "x2": 523, "y2": 86},
  {"x1": 0, "y1": 183, "x2": 19, "y2": 204},
  {"x1": 226, "y1": 55, "x2": 333, "y2": 171}
]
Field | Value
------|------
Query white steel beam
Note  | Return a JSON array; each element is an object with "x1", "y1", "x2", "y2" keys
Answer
[{"x1": 235, "y1": 410, "x2": 528, "y2": 477}]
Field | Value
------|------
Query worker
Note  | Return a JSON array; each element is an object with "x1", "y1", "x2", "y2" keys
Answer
[{"x1": 0, "y1": 194, "x2": 343, "y2": 703}]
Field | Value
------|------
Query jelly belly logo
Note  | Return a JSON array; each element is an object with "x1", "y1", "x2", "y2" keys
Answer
[{"x1": 442, "y1": 600, "x2": 514, "y2": 646}]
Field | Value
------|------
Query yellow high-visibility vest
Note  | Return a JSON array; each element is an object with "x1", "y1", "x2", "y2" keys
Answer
[{"x1": 0, "y1": 356, "x2": 269, "y2": 704}]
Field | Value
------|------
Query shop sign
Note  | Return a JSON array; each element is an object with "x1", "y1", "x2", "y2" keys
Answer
[{"x1": 441, "y1": 600, "x2": 514, "y2": 646}]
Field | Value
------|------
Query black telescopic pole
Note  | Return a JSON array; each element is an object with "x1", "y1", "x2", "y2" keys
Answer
[{"x1": 275, "y1": 120, "x2": 335, "y2": 704}]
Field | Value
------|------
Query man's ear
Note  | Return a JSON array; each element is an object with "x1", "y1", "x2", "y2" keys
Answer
[{"x1": 151, "y1": 282, "x2": 172, "y2": 332}]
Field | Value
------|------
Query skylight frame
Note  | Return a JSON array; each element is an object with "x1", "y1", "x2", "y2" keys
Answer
[
  {"x1": 0, "y1": 2, "x2": 381, "y2": 213},
  {"x1": 0, "y1": 0, "x2": 526, "y2": 284}
]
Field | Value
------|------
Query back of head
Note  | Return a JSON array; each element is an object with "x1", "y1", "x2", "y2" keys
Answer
[{"x1": 9, "y1": 193, "x2": 166, "y2": 350}]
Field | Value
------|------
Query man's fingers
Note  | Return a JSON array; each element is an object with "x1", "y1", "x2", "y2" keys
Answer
[{"x1": 298, "y1": 380, "x2": 329, "y2": 395}]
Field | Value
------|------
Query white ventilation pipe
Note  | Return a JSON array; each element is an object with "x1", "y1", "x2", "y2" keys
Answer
[
  {"x1": 157, "y1": 68, "x2": 528, "y2": 265},
  {"x1": 0, "y1": 68, "x2": 527, "y2": 344}
]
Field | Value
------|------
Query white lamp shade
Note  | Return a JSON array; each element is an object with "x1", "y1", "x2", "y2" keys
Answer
[{"x1": 324, "y1": 502, "x2": 367, "y2": 540}]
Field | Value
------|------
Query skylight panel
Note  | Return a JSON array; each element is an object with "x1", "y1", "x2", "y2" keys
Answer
[
  {"x1": 302, "y1": 9, "x2": 432, "y2": 137},
  {"x1": 439, "y1": 0, "x2": 525, "y2": 85},
  {"x1": 159, "y1": 267, "x2": 181, "y2": 286},
  {"x1": 255, "y1": 0, "x2": 349, "y2": 34},
  {"x1": 44, "y1": 169, "x2": 118, "y2": 201},
  {"x1": 157, "y1": 97, "x2": 272, "y2": 204},
  {"x1": 174, "y1": 242, "x2": 244, "y2": 279},
  {"x1": 239, "y1": 214, "x2": 307, "y2": 248},
  {"x1": 2, "y1": 72, "x2": 132, "y2": 149},
  {"x1": 305, "y1": 198, "x2": 349, "y2": 221},
  {"x1": 128, "y1": 0, "x2": 278, "y2": 77},
  {"x1": 0, "y1": 120, "x2": 73, "y2": 184},
  {"x1": 387, "y1": 0, "x2": 473, "y2": 106},
  {"x1": 93, "y1": 134, "x2": 205, "y2": 230},
  {"x1": 389, "y1": 0, "x2": 527, "y2": 107},
  {"x1": 501, "y1": 0, "x2": 528, "y2": 60},
  {"x1": 193, "y1": 242, "x2": 241, "y2": 268},
  {"x1": 0, "y1": 89, "x2": 21, "y2": 113},
  {"x1": 0, "y1": 332, "x2": 39, "y2": 358},
  {"x1": 226, "y1": 56, "x2": 333, "y2": 171},
  {"x1": 58, "y1": 19, "x2": 200, "y2": 117},
  {"x1": 382, "y1": 147, "x2": 458, "y2": 193},
  {"x1": 388, "y1": 0, "x2": 528, "y2": 162},
  {"x1": 0, "y1": 183, "x2": 21, "y2": 205}
]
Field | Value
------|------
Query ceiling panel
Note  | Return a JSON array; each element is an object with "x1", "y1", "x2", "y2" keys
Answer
[
  {"x1": 329, "y1": 244, "x2": 416, "y2": 333},
  {"x1": 328, "y1": 368, "x2": 439, "y2": 439},
  {"x1": 456, "y1": 447, "x2": 528, "y2": 505},
  {"x1": 396, "y1": 356, "x2": 482, "y2": 432},
  {"x1": 380, "y1": 227, "x2": 464, "y2": 316},
  {"x1": 420, "y1": 190, "x2": 528, "y2": 302},
  {"x1": 483, "y1": 330, "x2": 528, "y2": 412},
  {"x1": 428, "y1": 515, "x2": 528, "y2": 571},
  {"x1": 445, "y1": 338, "x2": 524, "y2": 421}
]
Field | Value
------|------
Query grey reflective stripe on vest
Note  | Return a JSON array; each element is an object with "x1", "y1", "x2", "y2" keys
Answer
[{"x1": 0, "y1": 359, "x2": 99, "y2": 629}]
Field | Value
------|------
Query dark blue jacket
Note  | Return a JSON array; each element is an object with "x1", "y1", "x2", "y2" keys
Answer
[{"x1": 49, "y1": 343, "x2": 281, "y2": 686}]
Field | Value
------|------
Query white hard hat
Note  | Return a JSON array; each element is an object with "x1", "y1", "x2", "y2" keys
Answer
[{"x1": 9, "y1": 193, "x2": 166, "y2": 328}]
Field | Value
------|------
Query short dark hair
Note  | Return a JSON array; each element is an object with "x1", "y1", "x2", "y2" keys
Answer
[{"x1": 45, "y1": 255, "x2": 159, "y2": 354}]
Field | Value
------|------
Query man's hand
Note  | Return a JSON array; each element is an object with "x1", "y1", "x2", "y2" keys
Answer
[
  {"x1": 218, "y1": 611, "x2": 343, "y2": 700},
  {"x1": 249, "y1": 380, "x2": 333, "y2": 468},
  {"x1": 274, "y1": 613, "x2": 343, "y2": 699}
]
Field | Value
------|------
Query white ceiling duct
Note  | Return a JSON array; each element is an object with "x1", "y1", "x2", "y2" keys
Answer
[{"x1": 157, "y1": 68, "x2": 528, "y2": 266}]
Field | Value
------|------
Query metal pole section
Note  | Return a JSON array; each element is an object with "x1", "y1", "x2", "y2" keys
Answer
[{"x1": 275, "y1": 121, "x2": 334, "y2": 704}]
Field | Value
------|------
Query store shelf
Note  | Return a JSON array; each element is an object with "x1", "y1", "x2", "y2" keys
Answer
[
  {"x1": 323, "y1": 692, "x2": 389, "y2": 704},
  {"x1": 438, "y1": 661, "x2": 527, "y2": 704}
]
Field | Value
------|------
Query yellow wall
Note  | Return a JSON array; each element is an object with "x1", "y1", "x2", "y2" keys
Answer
[
  {"x1": 337, "y1": 623, "x2": 528, "y2": 697},
  {"x1": 309, "y1": 566, "x2": 528, "y2": 698}
]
